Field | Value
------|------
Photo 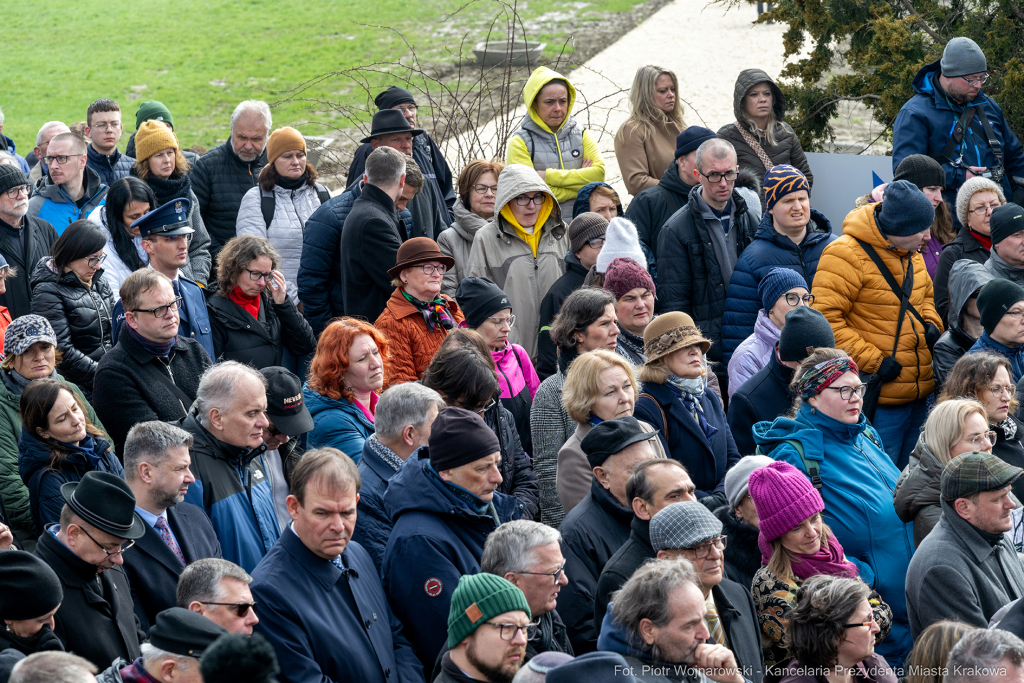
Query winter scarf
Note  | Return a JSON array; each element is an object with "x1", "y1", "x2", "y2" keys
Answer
[
  {"x1": 127, "y1": 323, "x2": 175, "y2": 357},
  {"x1": 401, "y1": 290, "x2": 457, "y2": 333},
  {"x1": 1, "y1": 367, "x2": 57, "y2": 395},
  {"x1": 276, "y1": 175, "x2": 307, "y2": 191},
  {"x1": 758, "y1": 530, "x2": 859, "y2": 580},
  {"x1": 143, "y1": 171, "x2": 192, "y2": 206},
  {"x1": 666, "y1": 374, "x2": 718, "y2": 441}
]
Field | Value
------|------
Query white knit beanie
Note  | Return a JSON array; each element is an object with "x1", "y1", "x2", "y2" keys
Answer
[
  {"x1": 595, "y1": 217, "x2": 647, "y2": 273},
  {"x1": 956, "y1": 176, "x2": 1005, "y2": 227}
]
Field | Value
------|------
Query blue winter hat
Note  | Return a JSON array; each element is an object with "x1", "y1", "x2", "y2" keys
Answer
[
  {"x1": 877, "y1": 180, "x2": 935, "y2": 237},
  {"x1": 675, "y1": 127, "x2": 718, "y2": 159},
  {"x1": 758, "y1": 267, "x2": 807, "y2": 312},
  {"x1": 5, "y1": 314, "x2": 57, "y2": 357}
]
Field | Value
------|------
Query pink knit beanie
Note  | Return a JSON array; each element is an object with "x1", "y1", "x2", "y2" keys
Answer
[{"x1": 748, "y1": 461, "x2": 824, "y2": 547}]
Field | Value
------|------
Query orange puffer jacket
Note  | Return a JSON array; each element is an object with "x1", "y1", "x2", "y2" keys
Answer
[
  {"x1": 375, "y1": 289, "x2": 465, "y2": 391},
  {"x1": 811, "y1": 203, "x2": 943, "y2": 405}
]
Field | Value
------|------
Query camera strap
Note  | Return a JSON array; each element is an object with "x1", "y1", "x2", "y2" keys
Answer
[{"x1": 940, "y1": 102, "x2": 1005, "y2": 172}]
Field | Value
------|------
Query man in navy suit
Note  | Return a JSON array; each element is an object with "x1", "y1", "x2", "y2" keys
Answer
[{"x1": 122, "y1": 420, "x2": 222, "y2": 633}]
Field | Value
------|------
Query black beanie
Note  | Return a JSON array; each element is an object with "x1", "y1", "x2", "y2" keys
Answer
[
  {"x1": 778, "y1": 306, "x2": 835, "y2": 362},
  {"x1": 375, "y1": 86, "x2": 416, "y2": 111},
  {"x1": 978, "y1": 278, "x2": 1024, "y2": 335},
  {"x1": 0, "y1": 164, "x2": 27, "y2": 197},
  {"x1": 428, "y1": 407, "x2": 501, "y2": 471},
  {"x1": 0, "y1": 551, "x2": 63, "y2": 620},
  {"x1": 456, "y1": 277, "x2": 511, "y2": 330},
  {"x1": 990, "y1": 203, "x2": 1024, "y2": 246},
  {"x1": 200, "y1": 633, "x2": 280, "y2": 683},
  {"x1": 893, "y1": 154, "x2": 945, "y2": 191}
]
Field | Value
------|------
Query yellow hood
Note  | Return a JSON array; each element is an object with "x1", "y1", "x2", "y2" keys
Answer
[{"x1": 523, "y1": 66, "x2": 577, "y2": 134}]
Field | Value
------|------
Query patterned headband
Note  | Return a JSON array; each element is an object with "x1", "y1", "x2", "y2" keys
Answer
[{"x1": 797, "y1": 357, "x2": 859, "y2": 399}]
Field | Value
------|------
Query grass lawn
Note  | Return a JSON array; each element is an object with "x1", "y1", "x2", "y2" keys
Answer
[{"x1": 2, "y1": 0, "x2": 648, "y2": 153}]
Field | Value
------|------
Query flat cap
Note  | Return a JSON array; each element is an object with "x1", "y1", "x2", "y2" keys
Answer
[
  {"x1": 150, "y1": 607, "x2": 229, "y2": 659},
  {"x1": 650, "y1": 500, "x2": 723, "y2": 551},
  {"x1": 942, "y1": 451, "x2": 1024, "y2": 501},
  {"x1": 580, "y1": 416, "x2": 658, "y2": 469}
]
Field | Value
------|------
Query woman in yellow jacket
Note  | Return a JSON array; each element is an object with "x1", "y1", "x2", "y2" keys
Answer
[
  {"x1": 506, "y1": 66, "x2": 606, "y2": 218},
  {"x1": 811, "y1": 180, "x2": 944, "y2": 470}
]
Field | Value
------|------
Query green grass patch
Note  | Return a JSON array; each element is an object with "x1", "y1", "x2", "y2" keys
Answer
[{"x1": 2, "y1": 0, "x2": 648, "y2": 153}]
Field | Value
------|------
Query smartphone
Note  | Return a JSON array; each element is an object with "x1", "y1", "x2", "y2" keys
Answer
[{"x1": 270, "y1": 270, "x2": 281, "y2": 290}]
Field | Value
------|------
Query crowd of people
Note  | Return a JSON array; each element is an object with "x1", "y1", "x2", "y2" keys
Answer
[{"x1": 4, "y1": 32, "x2": 1024, "y2": 683}]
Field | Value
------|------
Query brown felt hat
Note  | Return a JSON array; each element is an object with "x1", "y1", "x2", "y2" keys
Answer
[
  {"x1": 387, "y1": 237, "x2": 455, "y2": 278},
  {"x1": 643, "y1": 311, "x2": 711, "y2": 362}
]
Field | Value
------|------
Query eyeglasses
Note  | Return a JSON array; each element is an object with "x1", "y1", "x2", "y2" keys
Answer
[
  {"x1": 685, "y1": 535, "x2": 728, "y2": 559},
  {"x1": 246, "y1": 268, "x2": 274, "y2": 281},
  {"x1": 476, "y1": 397, "x2": 497, "y2": 414},
  {"x1": 91, "y1": 122, "x2": 121, "y2": 131},
  {"x1": 698, "y1": 170, "x2": 739, "y2": 184},
  {"x1": 988, "y1": 383, "x2": 1017, "y2": 397},
  {"x1": 824, "y1": 384, "x2": 868, "y2": 401},
  {"x1": 4, "y1": 185, "x2": 29, "y2": 199},
  {"x1": 394, "y1": 104, "x2": 418, "y2": 113},
  {"x1": 132, "y1": 296, "x2": 183, "y2": 319},
  {"x1": 78, "y1": 525, "x2": 135, "y2": 558},
  {"x1": 487, "y1": 314, "x2": 516, "y2": 329},
  {"x1": 517, "y1": 562, "x2": 566, "y2": 585},
  {"x1": 200, "y1": 601, "x2": 258, "y2": 618},
  {"x1": 86, "y1": 253, "x2": 107, "y2": 268},
  {"x1": 472, "y1": 184, "x2": 498, "y2": 195},
  {"x1": 586, "y1": 236, "x2": 606, "y2": 249},
  {"x1": 486, "y1": 621, "x2": 539, "y2": 641},
  {"x1": 969, "y1": 203, "x2": 1001, "y2": 216},
  {"x1": 1004, "y1": 310, "x2": 1024, "y2": 321},
  {"x1": 514, "y1": 194, "x2": 545, "y2": 207},
  {"x1": 416, "y1": 264, "x2": 447, "y2": 275},
  {"x1": 964, "y1": 430, "x2": 998, "y2": 450},
  {"x1": 43, "y1": 154, "x2": 84, "y2": 166},
  {"x1": 961, "y1": 73, "x2": 990, "y2": 87},
  {"x1": 784, "y1": 293, "x2": 815, "y2": 306},
  {"x1": 843, "y1": 612, "x2": 876, "y2": 629}
]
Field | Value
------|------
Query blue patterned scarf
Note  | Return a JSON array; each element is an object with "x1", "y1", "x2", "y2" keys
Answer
[{"x1": 665, "y1": 374, "x2": 718, "y2": 441}]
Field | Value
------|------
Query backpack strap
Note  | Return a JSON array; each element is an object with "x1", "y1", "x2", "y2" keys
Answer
[
  {"x1": 756, "y1": 438, "x2": 820, "y2": 491},
  {"x1": 315, "y1": 183, "x2": 331, "y2": 206},
  {"x1": 639, "y1": 393, "x2": 668, "y2": 441}
]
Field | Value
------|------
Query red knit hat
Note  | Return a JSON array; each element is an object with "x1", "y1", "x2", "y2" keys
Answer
[
  {"x1": 748, "y1": 460, "x2": 824, "y2": 553},
  {"x1": 603, "y1": 257, "x2": 655, "y2": 301}
]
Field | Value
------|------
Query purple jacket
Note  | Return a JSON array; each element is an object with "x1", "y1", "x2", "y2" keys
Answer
[
  {"x1": 727, "y1": 309, "x2": 781, "y2": 398},
  {"x1": 922, "y1": 232, "x2": 943, "y2": 280}
]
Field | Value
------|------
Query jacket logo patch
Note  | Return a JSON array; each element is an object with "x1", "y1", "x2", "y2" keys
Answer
[
  {"x1": 571, "y1": 149, "x2": 581, "y2": 158},
  {"x1": 424, "y1": 578, "x2": 443, "y2": 597}
]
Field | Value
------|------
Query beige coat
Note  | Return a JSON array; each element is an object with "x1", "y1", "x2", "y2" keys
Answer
[{"x1": 614, "y1": 118, "x2": 685, "y2": 196}]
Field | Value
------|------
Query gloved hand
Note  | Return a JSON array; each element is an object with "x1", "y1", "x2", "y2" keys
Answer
[
  {"x1": 924, "y1": 323, "x2": 941, "y2": 350},
  {"x1": 877, "y1": 357, "x2": 903, "y2": 383},
  {"x1": 34, "y1": 624, "x2": 65, "y2": 652}
]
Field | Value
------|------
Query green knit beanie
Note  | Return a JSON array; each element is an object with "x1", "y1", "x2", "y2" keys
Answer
[
  {"x1": 136, "y1": 100, "x2": 174, "y2": 130},
  {"x1": 447, "y1": 574, "x2": 531, "y2": 649}
]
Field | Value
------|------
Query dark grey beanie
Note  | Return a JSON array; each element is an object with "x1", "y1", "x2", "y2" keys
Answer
[
  {"x1": 0, "y1": 164, "x2": 27, "y2": 196},
  {"x1": 940, "y1": 37, "x2": 987, "y2": 78},
  {"x1": 877, "y1": 180, "x2": 935, "y2": 237},
  {"x1": 778, "y1": 306, "x2": 835, "y2": 362}
]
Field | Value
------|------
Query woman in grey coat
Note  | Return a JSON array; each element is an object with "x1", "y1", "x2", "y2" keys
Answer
[{"x1": 437, "y1": 159, "x2": 504, "y2": 297}]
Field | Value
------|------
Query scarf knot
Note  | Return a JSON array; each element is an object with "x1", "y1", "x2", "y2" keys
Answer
[
  {"x1": 402, "y1": 290, "x2": 457, "y2": 332},
  {"x1": 665, "y1": 375, "x2": 717, "y2": 441}
]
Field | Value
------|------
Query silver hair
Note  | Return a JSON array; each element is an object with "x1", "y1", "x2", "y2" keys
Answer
[
  {"x1": 365, "y1": 146, "x2": 406, "y2": 188},
  {"x1": 176, "y1": 558, "x2": 252, "y2": 607},
  {"x1": 36, "y1": 121, "x2": 69, "y2": 146},
  {"x1": 481, "y1": 520, "x2": 562, "y2": 575},
  {"x1": 123, "y1": 421, "x2": 194, "y2": 482},
  {"x1": 0, "y1": 151, "x2": 18, "y2": 167},
  {"x1": 947, "y1": 629, "x2": 1024, "y2": 683},
  {"x1": 230, "y1": 100, "x2": 272, "y2": 135},
  {"x1": 9, "y1": 652, "x2": 98, "y2": 683},
  {"x1": 512, "y1": 665, "x2": 548, "y2": 683},
  {"x1": 695, "y1": 138, "x2": 736, "y2": 171},
  {"x1": 375, "y1": 383, "x2": 445, "y2": 442},
  {"x1": 195, "y1": 361, "x2": 267, "y2": 428},
  {"x1": 140, "y1": 643, "x2": 195, "y2": 672},
  {"x1": 610, "y1": 557, "x2": 700, "y2": 658}
]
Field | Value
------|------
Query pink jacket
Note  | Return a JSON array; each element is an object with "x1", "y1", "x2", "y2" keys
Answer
[
  {"x1": 492, "y1": 343, "x2": 540, "y2": 400},
  {"x1": 727, "y1": 309, "x2": 781, "y2": 398}
]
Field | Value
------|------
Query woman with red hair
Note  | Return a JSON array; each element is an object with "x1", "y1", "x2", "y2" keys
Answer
[{"x1": 302, "y1": 317, "x2": 388, "y2": 462}]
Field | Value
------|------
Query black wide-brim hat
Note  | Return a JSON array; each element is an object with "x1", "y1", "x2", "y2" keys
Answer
[
  {"x1": 62, "y1": 471, "x2": 147, "y2": 540},
  {"x1": 360, "y1": 108, "x2": 425, "y2": 143}
]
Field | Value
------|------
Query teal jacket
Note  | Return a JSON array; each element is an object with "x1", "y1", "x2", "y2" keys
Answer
[
  {"x1": 303, "y1": 383, "x2": 373, "y2": 463},
  {"x1": 752, "y1": 405, "x2": 915, "y2": 667}
]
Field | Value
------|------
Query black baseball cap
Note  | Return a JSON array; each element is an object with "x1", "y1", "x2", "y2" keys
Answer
[{"x1": 263, "y1": 367, "x2": 314, "y2": 436}]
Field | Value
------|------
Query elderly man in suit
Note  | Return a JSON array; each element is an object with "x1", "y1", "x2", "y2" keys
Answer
[{"x1": 122, "y1": 421, "x2": 222, "y2": 633}]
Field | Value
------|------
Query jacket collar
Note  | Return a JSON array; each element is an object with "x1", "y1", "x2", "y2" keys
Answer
[
  {"x1": 686, "y1": 183, "x2": 749, "y2": 222},
  {"x1": 280, "y1": 524, "x2": 356, "y2": 590},
  {"x1": 797, "y1": 403, "x2": 869, "y2": 444},
  {"x1": 768, "y1": 347, "x2": 796, "y2": 388},
  {"x1": 631, "y1": 516, "x2": 652, "y2": 550},
  {"x1": 987, "y1": 250, "x2": 1024, "y2": 282},
  {"x1": 117, "y1": 323, "x2": 189, "y2": 363},
  {"x1": 361, "y1": 436, "x2": 407, "y2": 479},
  {"x1": 225, "y1": 141, "x2": 268, "y2": 171},
  {"x1": 938, "y1": 497, "x2": 1006, "y2": 563},
  {"x1": 659, "y1": 160, "x2": 696, "y2": 196},
  {"x1": 187, "y1": 415, "x2": 268, "y2": 465},
  {"x1": 564, "y1": 251, "x2": 589, "y2": 277},
  {"x1": 590, "y1": 477, "x2": 634, "y2": 525},
  {"x1": 642, "y1": 381, "x2": 714, "y2": 452},
  {"x1": 37, "y1": 527, "x2": 102, "y2": 584},
  {"x1": 87, "y1": 144, "x2": 123, "y2": 168},
  {"x1": 208, "y1": 292, "x2": 273, "y2": 342},
  {"x1": 360, "y1": 183, "x2": 399, "y2": 215},
  {"x1": 753, "y1": 207, "x2": 833, "y2": 249}
]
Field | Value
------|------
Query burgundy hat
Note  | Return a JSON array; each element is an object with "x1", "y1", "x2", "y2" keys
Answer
[{"x1": 387, "y1": 237, "x2": 456, "y2": 278}]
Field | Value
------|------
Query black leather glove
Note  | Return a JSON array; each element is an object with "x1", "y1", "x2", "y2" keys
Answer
[
  {"x1": 924, "y1": 323, "x2": 941, "y2": 350},
  {"x1": 34, "y1": 624, "x2": 65, "y2": 652},
  {"x1": 877, "y1": 357, "x2": 903, "y2": 383}
]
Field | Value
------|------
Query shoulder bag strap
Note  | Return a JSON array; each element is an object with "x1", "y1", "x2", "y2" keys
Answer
[
  {"x1": 855, "y1": 238, "x2": 924, "y2": 358},
  {"x1": 639, "y1": 393, "x2": 668, "y2": 441},
  {"x1": 939, "y1": 106, "x2": 977, "y2": 164},
  {"x1": 973, "y1": 103, "x2": 1006, "y2": 165},
  {"x1": 734, "y1": 121, "x2": 774, "y2": 170}
]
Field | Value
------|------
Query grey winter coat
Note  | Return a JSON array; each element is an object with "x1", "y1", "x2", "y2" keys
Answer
[
  {"x1": 906, "y1": 497, "x2": 1024, "y2": 636},
  {"x1": 467, "y1": 164, "x2": 569, "y2": 359},
  {"x1": 531, "y1": 366, "x2": 576, "y2": 528},
  {"x1": 893, "y1": 434, "x2": 944, "y2": 547},
  {"x1": 236, "y1": 181, "x2": 324, "y2": 303},
  {"x1": 438, "y1": 201, "x2": 489, "y2": 297},
  {"x1": 933, "y1": 259, "x2": 993, "y2": 389}
]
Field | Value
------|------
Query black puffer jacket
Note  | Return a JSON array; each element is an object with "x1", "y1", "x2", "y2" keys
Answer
[
  {"x1": 484, "y1": 402, "x2": 541, "y2": 520},
  {"x1": 0, "y1": 215, "x2": 58, "y2": 319},
  {"x1": 190, "y1": 141, "x2": 267, "y2": 255},
  {"x1": 30, "y1": 258, "x2": 114, "y2": 393},
  {"x1": 206, "y1": 292, "x2": 317, "y2": 370}
]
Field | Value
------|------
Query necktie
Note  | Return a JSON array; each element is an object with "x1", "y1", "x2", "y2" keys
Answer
[
  {"x1": 705, "y1": 601, "x2": 725, "y2": 646},
  {"x1": 155, "y1": 516, "x2": 186, "y2": 565}
]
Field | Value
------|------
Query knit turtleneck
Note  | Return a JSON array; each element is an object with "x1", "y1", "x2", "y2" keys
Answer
[
  {"x1": 276, "y1": 175, "x2": 307, "y2": 191},
  {"x1": 229, "y1": 286, "x2": 261, "y2": 319}
]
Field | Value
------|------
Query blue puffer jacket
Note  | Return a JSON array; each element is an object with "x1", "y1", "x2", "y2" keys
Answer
[
  {"x1": 297, "y1": 181, "x2": 413, "y2": 336},
  {"x1": 19, "y1": 430, "x2": 123, "y2": 532},
  {"x1": 86, "y1": 145, "x2": 135, "y2": 186},
  {"x1": 381, "y1": 451, "x2": 525, "y2": 673},
  {"x1": 752, "y1": 405, "x2": 915, "y2": 667},
  {"x1": 893, "y1": 59, "x2": 1024, "y2": 211},
  {"x1": 303, "y1": 384, "x2": 373, "y2": 463},
  {"x1": 721, "y1": 208, "x2": 834, "y2": 362}
]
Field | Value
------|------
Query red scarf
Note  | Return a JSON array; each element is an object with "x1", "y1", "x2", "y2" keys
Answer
[
  {"x1": 971, "y1": 229, "x2": 993, "y2": 251},
  {"x1": 229, "y1": 286, "x2": 261, "y2": 318}
]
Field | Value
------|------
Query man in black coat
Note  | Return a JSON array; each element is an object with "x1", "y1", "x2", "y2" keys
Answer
[
  {"x1": 34, "y1": 471, "x2": 147, "y2": 670},
  {"x1": 728, "y1": 306, "x2": 835, "y2": 456},
  {"x1": 657, "y1": 139, "x2": 759, "y2": 372},
  {"x1": 593, "y1": 460, "x2": 696, "y2": 630},
  {"x1": 190, "y1": 101, "x2": 269, "y2": 257},
  {"x1": 341, "y1": 146, "x2": 409, "y2": 322},
  {"x1": 0, "y1": 165, "x2": 57, "y2": 318},
  {"x1": 93, "y1": 270, "x2": 212, "y2": 454},
  {"x1": 122, "y1": 421, "x2": 222, "y2": 633}
]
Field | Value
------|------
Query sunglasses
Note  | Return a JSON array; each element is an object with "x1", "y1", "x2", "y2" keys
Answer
[{"x1": 200, "y1": 601, "x2": 257, "y2": 618}]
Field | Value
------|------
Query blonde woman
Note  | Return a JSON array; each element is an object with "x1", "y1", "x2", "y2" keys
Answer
[
  {"x1": 614, "y1": 66, "x2": 686, "y2": 196},
  {"x1": 894, "y1": 398, "x2": 994, "y2": 547},
  {"x1": 556, "y1": 349, "x2": 666, "y2": 514}
]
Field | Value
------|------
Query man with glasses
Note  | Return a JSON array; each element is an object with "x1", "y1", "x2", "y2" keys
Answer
[
  {"x1": 28, "y1": 132, "x2": 108, "y2": 234},
  {"x1": 894, "y1": 36, "x2": 1024, "y2": 217},
  {"x1": 84, "y1": 99, "x2": 134, "y2": 185},
  {"x1": 177, "y1": 558, "x2": 259, "y2": 635},
  {"x1": 968, "y1": 278, "x2": 1024, "y2": 382},
  {"x1": 0, "y1": 164, "x2": 58, "y2": 318},
  {"x1": 657, "y1": 138, "x2": 760, "y2": 394},
  {"x1": 438, "y1": 573, "x2": 533, "y2": 683},
  {"x1": 93, "y1": 269, "x2": 212, "y2": 454},
  {"x1": 907, "y1": 451, "x2": 1024, "y2": 636},
  {"x1": 33, "y1": 471, "x2": 147, "y2": 669},
  {"x1": 121, "y1": 421, "x2": 222, "y2": 633},
  {"x1": 250, "y1": 447, "x2": 424, "y2": 683}
]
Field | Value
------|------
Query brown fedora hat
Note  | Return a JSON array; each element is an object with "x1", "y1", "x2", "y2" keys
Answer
[
  {"x1": 387, "y1": 237, "x2": 456, "y2": 278},
  {"x1": 643, "y1": 311, "x2": 712, "y2": 362}
]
